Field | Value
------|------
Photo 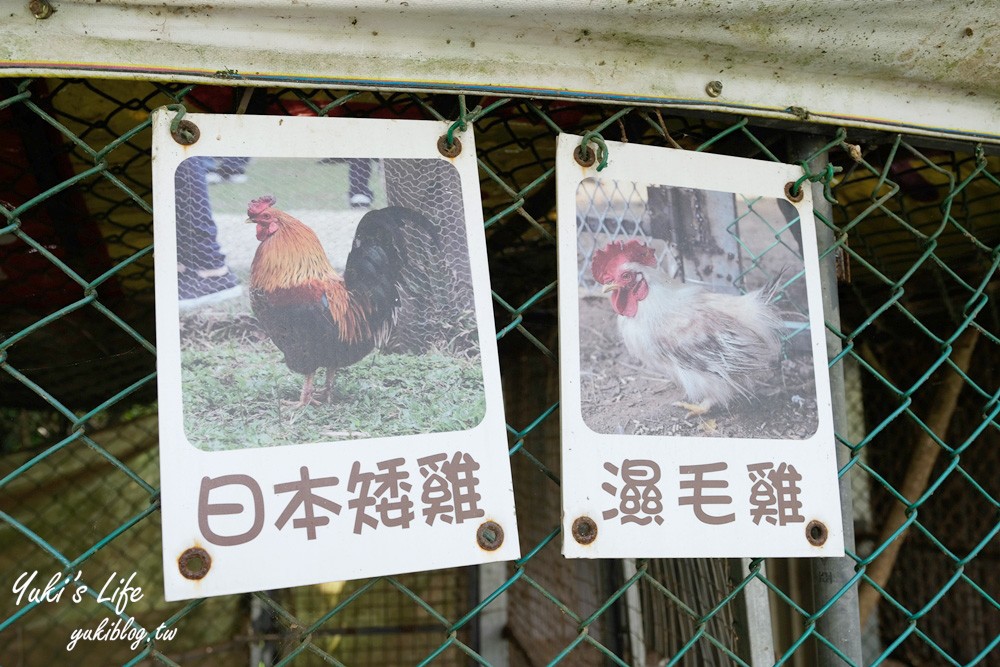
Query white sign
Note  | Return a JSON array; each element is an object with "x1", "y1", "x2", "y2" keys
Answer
[
  {"x1": 153, "y1": 112, "x2": 518, "y2": 600},
  {"x1": 557, "y1": 135, "x2": 843, "y2": 558}
]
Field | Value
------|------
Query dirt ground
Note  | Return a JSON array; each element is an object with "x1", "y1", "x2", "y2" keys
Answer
[{"x1": 577, "y1": 296, "x2": 820, "y2": 439}]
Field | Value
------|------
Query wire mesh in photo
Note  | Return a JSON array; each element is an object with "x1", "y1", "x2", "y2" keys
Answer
[
  {"x1": 173, "y1": 156, "x2": 485, "y2": 450},
  {"x1": 577, "y1": 178, "x2": 818, "y2": 439}
]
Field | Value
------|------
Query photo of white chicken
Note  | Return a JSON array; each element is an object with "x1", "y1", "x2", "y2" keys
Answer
[
  {"x1": 591, "y1": 238, "x2": 786, "y2": 417},
  {"x1": 575, "y1": 180, "x2": 819, "y2": 439}
]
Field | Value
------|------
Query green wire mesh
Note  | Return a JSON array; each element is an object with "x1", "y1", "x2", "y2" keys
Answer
[{"x1": 1, "y1": 79, "x2": 998, "y2": 667}]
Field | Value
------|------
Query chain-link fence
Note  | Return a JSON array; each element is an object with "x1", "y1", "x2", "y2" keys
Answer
[{"x1": 1, "y1": 78, "x2": 998, "y2": 666}]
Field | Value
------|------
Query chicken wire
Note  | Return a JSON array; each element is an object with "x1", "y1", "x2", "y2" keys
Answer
[{"x1": 1, "y1": 78, "x2": 999, "y2": 667}]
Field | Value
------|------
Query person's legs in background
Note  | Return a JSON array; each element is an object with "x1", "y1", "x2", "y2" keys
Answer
[
  {"x1": 175, "y1": 156, "x2": 241, "y2": 309},
  {"x1": 348, "y1": 159, "x2": 373, "y2": 208}
]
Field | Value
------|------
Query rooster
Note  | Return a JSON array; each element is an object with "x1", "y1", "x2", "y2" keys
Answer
[
  {"x1": 592, "y1": 239, "x2": 785, "y2": 416},
  {"x1": 246, "y1": 195, "x2": 436, "y2": 407}
]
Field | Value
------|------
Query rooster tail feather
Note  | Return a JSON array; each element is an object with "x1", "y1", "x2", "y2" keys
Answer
[{"x1": 343, "y1": 206, "x2": 444, "y2": 350}]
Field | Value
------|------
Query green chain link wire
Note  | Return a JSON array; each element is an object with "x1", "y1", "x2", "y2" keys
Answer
[{"x1": 2, "y1": 78, "x2": 998, "y2": 667}]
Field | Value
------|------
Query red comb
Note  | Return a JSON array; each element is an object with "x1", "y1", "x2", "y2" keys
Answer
[
  {"x1": 591, "y1": 240, "x2": 656, "y2": 283},
  {"x1": 248, "y1": 195, "x2": 276, "y2": 217}
]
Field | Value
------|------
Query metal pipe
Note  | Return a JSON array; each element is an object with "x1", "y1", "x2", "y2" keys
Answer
[
  {"x1": 789, "y1": 134, "x2": 864, "y2": 666},
  {"x1": 729, "y1": 558, "x2": 776, "y2": 666}
]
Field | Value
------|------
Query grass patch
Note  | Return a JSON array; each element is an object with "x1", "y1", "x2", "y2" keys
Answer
[{"x1": 180, "y1": 337, "x2": 486, "y2": 451}]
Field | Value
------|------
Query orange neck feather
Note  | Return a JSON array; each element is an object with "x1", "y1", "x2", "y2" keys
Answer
[{"x1": 250, "y1": 213, "x2": 341, "y2": 292}]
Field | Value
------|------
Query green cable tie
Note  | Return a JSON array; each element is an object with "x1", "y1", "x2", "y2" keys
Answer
[
  {"x1": 166, "y1": 104, "x2": 186, "y2": 132},
  {"x1": 445, "y1": 116, "x2": 467, "y2": 147},
  {"x1": 790, "y1": 162, "x2": 842, "y2": 203},
  {"x1": 579, "y1": 132, "x2": 610, "y2": 171},
  {"x1": 445, "y1": 95, "x2": 469, "y2": 147},
  {"x1": 165, "y1": 104, "x2": 197, "y2": 144}
]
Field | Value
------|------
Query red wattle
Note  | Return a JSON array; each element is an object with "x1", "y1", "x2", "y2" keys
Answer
[
  {"x1": 612, "y1": 289, "x2": 638, "y2": 317},
  {"x1": 611, "y1": 281, "x2": 647, "y2": 318},
  {"x1": 256, "y1": 221, "x2": 278, "y2": 241},
  {"x1": 635, "y1": 280, "x2": 649, "y2": 301}
]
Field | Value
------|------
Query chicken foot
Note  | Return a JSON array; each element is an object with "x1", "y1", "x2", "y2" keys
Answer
[
  {"x1": 673, "y1": 400, "x2": 711, "y2": 418},
  {"x1": 283, "y1": 373, "x2": 322, "y2": 408}
]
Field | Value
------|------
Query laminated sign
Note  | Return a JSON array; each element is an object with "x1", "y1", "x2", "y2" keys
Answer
[
  {"x1": 557, "y1": 135, "x2": 843, "y2": 558},
  {"x1": 152, "y1": 112, "x2": 518, "y2": 600}
]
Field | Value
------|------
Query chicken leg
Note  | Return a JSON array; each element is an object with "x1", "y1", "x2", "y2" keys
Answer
[
  {"x1": 674, "y1": 400, "x2": 711, "y2": 418},
  {"x1": 315, "y1": 367, "x2": 338, "y2": 403},
  {"x1": 284, "y1": 373, "x2": 321, "y2": 408}
]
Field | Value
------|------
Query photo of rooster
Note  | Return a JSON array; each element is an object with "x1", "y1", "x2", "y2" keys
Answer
[
  {"x1": 577, "y1": 180, "x2": 819, "y2": 439},
  {"x1": 592, "y1": 238, "x2": 786, "y2": 417},
  {"x1": 246, "y1": 195, "x2": 436, "y2": 408},
  {"x1": 175, "y1": 157, "x2": 486, "y2": 450}
]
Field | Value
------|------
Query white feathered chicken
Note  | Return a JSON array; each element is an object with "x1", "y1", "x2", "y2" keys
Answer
[{"x1": 592, "y1": 239, "x2": 785, "y2": 416}]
